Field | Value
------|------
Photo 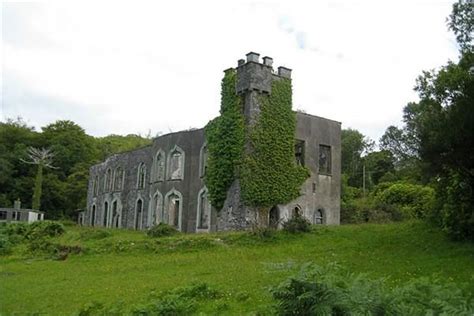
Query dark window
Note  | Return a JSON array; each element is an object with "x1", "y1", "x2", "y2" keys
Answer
[
  {"x1": 319, "y1": 145, "x2": 331, "y2": 175},
  {"x1": 0, "y1": 211, "x2": 7, "y2": 220},
  {"x1": 135, "y1": 199, "x2": 143, "y2": 230},
  {"x1": 137, "y1": 163, "x2": 146, "y2": 189},
  {"x1": 295, "y1": 140, "x2": 305, "y2": 166}
]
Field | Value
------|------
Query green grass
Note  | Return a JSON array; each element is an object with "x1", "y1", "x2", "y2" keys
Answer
[{"x1": 1, "y1": 221, "x2": 473, "y2": 315}]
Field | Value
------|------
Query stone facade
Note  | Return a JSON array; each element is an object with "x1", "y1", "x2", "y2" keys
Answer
[{"x1": 85, "y1": 52, "x2": 341, "y2": 233}]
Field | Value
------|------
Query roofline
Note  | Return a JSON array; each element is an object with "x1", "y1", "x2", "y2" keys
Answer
[{"x1": 295, "y1": 111, "x2": 342, "y2": 125}]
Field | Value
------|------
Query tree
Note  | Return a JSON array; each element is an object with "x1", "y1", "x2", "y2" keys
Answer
[
  {"x1": 363, "y1": 150, "x2": 395, "y2": 186},
  {"x1": 20, "y1": 147, "x2": 57, "y2": 210},
  {"x1": 341, "y1": 128, "x2": 374, "y2": 187},
  {"x1": 401, "y1": 0, "x2": 473, "y2": 240},
  {"x1": 40, "y1": 120, "x2": 97, "y2": 178}
]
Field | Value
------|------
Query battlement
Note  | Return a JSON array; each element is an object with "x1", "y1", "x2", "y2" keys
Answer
[{"x1": 235, "y1": 51, "x2": 291, "y2": 95}]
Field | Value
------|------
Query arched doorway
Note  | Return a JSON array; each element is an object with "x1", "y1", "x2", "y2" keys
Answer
[
  {"x1": 269, "y1": 206, "x2": 279, "y2": 229},
  {"x1": 314, "y1": 209, "x2": 324, "y2": 224},
  {"x1": 135, "y1": 199, "x2": 143, "y2": 230},
  {"x1": 103, "y1": 201, "x2": 109, "y2": 227},
  {"x1": 91, "y1": 205, "x2": 96, "y2": 227}
]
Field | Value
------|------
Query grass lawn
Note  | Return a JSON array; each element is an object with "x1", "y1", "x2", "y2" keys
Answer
[{"x1": 1, "y1": 221, "x2": 473, "y2": 315}]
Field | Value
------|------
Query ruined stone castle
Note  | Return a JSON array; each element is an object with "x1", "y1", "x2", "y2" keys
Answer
[{"x1": 85, "y1": 52, "x2": 341, "y2": 232}]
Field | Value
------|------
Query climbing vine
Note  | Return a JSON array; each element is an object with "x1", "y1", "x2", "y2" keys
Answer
[
  {"x1": 204, "y1": 69, "x2": 245, "y2": 210},
  {"x1": 240, "y1": 78, "x2": 309, "y2": 207}
]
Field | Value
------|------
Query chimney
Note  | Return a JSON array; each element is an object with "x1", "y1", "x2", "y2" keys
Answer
[
  {"x1": 14, "y1": 199, "x2": 21, "y2": 210},
  {"x1": 237, "y1": 59, "x2": 245, "y2": 67},
  {"x1": 246, "y1": 52, "x2": 260, "y2": 63},
  {"x1": 262, "y1": 56, "x2": 273, "y2": 67},
  {"x1": 278, "y1": 66, "x2": 292, "y2": 79}
]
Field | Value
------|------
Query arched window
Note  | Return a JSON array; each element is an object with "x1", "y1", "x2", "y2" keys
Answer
[
  {"x1": 154, "y1": 150, "x2": 165, "y2": 182},
  {"x1": 314, "y1": 209, "x2": 324, "y2": 224},
  {"x1": 105, "y1": 168, "x2": 113, "y2": 192},
  {"x1": 93, "y1": 176, "x2": 99, "y2": 196},
  {"x1": 135, "y1": 199, "x2": 143, "y2": 230},
  {"x1": 293, "y1": 205, "x2": 302, "y2": 218},
  {"x1": 197, "y1": 187, "x2": 211, "y2": 230},
  {"x1": 168, "y1": 146, "x2": 185, "y2": 180},
  {"x1": 137, "y1": 163, "x2": 146, "y2": 189},
  {"x1": 269, "y1": 206, "x2": 279, "y2": 229},
  {"x1": 112, "y1": 200, "x2": 121, "y2": 228},
  {"x1": 199, "y1": 143, "x2": 208, "y2": 178},
  {"x1": 165, "y1": 189, "x2": 183, "y2": 230},
  {"x1": 151, "y1": 191, "x2": 163, "y2": 226},
  {"x1": 103, "y1": 201, "x2": 109, "y2": 227},
  {"x1": 114, "y1": 167, "x2": 124, "y2": 191},
  {"x1": 91, "y1": 204, "x2": 96, "y2": 227}
]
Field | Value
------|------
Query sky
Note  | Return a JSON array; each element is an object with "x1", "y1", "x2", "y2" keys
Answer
[{"x1": 1, "y1": 0, "x2": 460, "y2": 142}]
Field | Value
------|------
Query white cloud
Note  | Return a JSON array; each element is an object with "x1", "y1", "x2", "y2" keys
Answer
[{"x1": 1, "y1": 0, "x2": 459, "y2": 142}]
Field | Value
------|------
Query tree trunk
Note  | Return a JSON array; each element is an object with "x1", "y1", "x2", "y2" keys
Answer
[{"x1": 32, "y1": 163, "x2": 43, "y2": 210}]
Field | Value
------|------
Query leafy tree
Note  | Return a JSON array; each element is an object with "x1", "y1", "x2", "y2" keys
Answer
[
  {"x1": 96, "y1": 134, "x2": 152, "y2": 161},
  {"x1": 362, "y1": 150, "x2": 395, "y2": 186},
  {"x1": 400, "y1": 0, "x2": 473, "y2": 240},
  {"x1": 341, "y1": 128, "x2": 374, "y2": 187},
  {"x1": 40, "y1": 120, "x2": 97, "y2": 178}
]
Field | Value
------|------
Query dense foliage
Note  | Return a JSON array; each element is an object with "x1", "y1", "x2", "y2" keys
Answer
[
  {"x1": 272, "y1": 264, "x2": 474, "y2": 315},
  {"x1": 282, "y1": 214, "x2": 311, "y2": 234},
  {"x1": 146, "y1": 223, "x2": 179, "y2": 238},
  {"x1": 240, "y1": 79, "x2": 309, "y2": 208},
  {"x1": 204, "y1": 69, "x2": 245, "y2": 210},
  {"x1": 0, "y1": 118, "x2": 151, "y2": 219},
  {"x1": 341, "y1": 1, "x2": 474, "y2": 241}
]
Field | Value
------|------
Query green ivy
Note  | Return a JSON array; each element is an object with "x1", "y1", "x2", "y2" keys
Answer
[
  {"x1": 240, "y1": 78, "x2": 309, "y2": 207},
  {"x1": 204, "y1": 69, "x2": 245, "y2": 210}
]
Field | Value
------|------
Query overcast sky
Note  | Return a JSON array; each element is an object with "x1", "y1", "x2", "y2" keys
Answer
[{"x1": 1, "y1": 0, "x2": 459, "y2": 142}]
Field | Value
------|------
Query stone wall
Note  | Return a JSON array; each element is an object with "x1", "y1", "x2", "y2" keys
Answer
[{"x1": 86, "y1": 52, "x2": 341, "y2": 233}]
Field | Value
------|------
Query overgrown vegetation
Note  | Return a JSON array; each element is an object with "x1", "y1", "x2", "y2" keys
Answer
[
  {"x1": 204, "y1": 69, "x2": 245, "y2": 210},
  {"x1": 0, "y1": 119, "x2": 151, "y2": 219},
  {"x1": 76, "y1": 283, "x2": 221, "y2": 315},
  {"x1": 146, "y1": 222, "x2": 179, "y2": 238},
  {"x1": 240, "y1": 78, "x2": 309, "y2": 208},
  {"x1": 1, "y1": 221, "x2": 473, "y2": 314},
  {"x1": 340, "y1": 1, "x2": 473, "y2": 241},
  {"x1": 272, "y1": 263, "x2": 474, "y2": 315},
  {"x1": 282, "y1": 214, "x2": 311, "y2": 234}
]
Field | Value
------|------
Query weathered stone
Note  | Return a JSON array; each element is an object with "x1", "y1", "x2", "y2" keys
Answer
[{"x1": 85, "y1": 52, "x2": 341, "y2": 233}]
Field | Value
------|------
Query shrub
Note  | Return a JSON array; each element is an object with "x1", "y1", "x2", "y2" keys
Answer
[
  {"x1": 374, "y1": 182, "x2": 435, "y2": 219},
  {"x1": 147, "y1": 223, "x2": 178, "y2": 238},
  {"x1": 271, "y1": 264, "x2": 474, "y2": 315},
  {"x1": 282, "y1": 215, "x2": 311, "y2": 234},
  {"x1": 26, "y1": 221, "x2": 65, "y2": 239},
  {"x1": 4, "y1": 222, "x2": 29, "y2": 238},
  {"x1": 249, "y1": 225, "x2": 276, "y2": 240},
  {"x1": 80, "y1": 229, "x2": 111, "y2": 240},
  {"x1": 0, "y1": 234, "x2": 13, "y2": 255}
]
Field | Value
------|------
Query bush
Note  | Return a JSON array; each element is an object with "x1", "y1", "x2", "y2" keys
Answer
[
  {"x1": 4, "y1": 221, "x2": 65, "y2": 240},
  {"x1": 80, "y1": 229, "x2": 111, "y2": 240},
  {"x1": 282, "y1": 215, "x2": 311, "y2": 234},
  {"x1": 0, "y1": 234, "x2": 13, "y2": 255},
  {"x1": 147, "y1": 223, "x2": 178, "y2": 238},
  {"x1": 374, "y1": 182, "x2": 435, "y2": 219},
  {"x1": 75, "y1": 283, "x2": 220, "y2": 315},
  {"x1": 272, "y1": 264, "x2": 474, "y2": 315},
  {"x1": 435, "y1": 171, "x2": 474, "y2": 241},
  {"x1": 26, "y1": 221, "x2": 65, "y2": 239}
]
